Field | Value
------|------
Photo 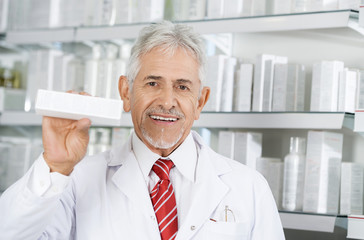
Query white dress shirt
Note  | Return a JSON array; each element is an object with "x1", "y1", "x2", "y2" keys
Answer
[{"x1": 132, "y1": 132, "x2": 198, "y2": 228}]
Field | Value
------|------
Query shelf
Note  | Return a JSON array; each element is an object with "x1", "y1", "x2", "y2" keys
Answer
[
  {"x1": 6, "y1": 28, "x2": 75, "y2": 44},
  {"x1": 0, "y1": 111, "x2": 42, "y2": 125},
  {"x1": 0, "y1": 111, "x2": 352, "y2": 129},
  {"x1": 3, "y1": 10, "x2": 359, "y2": 44},
  {"x1": 196, "y1": 112, "x2": 349, "y2": 129},
  {"x1": 279, "y1": 211, "x2": 347, "y2": 233}
]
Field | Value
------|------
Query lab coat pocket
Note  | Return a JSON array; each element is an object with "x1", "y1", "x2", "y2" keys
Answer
[{"x1": 202, "y1": 221, "x2": 250, "y2": 240}]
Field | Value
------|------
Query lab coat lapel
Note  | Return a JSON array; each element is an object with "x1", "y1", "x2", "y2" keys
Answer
[
  {"x1": 110, "y1": 145, "x2": 156, "y2": 219},
  {"x1": 176, "y1": 145, "x2": 230, "y2": 240}
]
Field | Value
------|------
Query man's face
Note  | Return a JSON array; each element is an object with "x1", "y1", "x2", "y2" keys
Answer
[{"x1": 119, "y1": 47, "x2": 209, "y2": 156}]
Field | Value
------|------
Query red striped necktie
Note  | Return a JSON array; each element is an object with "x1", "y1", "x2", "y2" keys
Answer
[{"x1": 150, "y1": 159, "x2": 178, "y2": 240}]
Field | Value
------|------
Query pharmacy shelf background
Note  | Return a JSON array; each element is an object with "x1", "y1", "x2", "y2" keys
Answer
[
  {"x1": 3, "y1": 10, "x2": 361, "y2": 44},
  {"x1": 1, "y1": 8, "x2": 364, "y2": 238}
]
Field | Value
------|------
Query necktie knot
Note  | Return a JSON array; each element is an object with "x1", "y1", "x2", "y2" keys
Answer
[{"x1": 152, "y1": 159, "x2": 174, "y2": 180}]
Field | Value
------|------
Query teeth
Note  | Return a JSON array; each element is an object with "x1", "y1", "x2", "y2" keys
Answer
[{"x1": 150, "y1": 115, "x2": 177, "y2": 122}]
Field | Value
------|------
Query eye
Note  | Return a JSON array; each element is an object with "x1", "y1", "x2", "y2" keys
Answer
[
  {"x1": 147, "y1": 82, "x2": 157, "y2": 87},
  {"x1": 178, "y1": 85, "x2": 189, "y2": 91}
]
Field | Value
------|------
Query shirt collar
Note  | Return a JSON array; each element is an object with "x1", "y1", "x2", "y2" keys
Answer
[{"x1": 132, "y1": 131, "x2": 197, "y2": 183}]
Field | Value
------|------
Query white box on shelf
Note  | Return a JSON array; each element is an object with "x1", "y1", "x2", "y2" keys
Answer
[
  {"x1": 310, "y1": 61, "x2": 344, "y2": 112},
  {"x1": 256, "y1": 157, "x2": 282, "y2": 207},
  {"x1": 217, "y1": 131, "x2": 235, "y2": 159},
  {"x1": 263, "y1": 56, "x2": 288, "y2": 111},
  {"x1": 356, "y1": 70, "x2": 364, "y2": 109},
  {"x1": 338, "y1": 68, "x2": 357, "y2": 113},
  {"x1": 204, "y1": 55, "x2": 228, "y2": 112},
  {"x1": 0, "y1": 87, "x2": 26, "y2": 112},
  {"x1": 303, "y1": 131, "x2": 343, "y2": 215},
  {"x1": 262, "y1": 59, "x2": 274, "y2": 111},
  {"x1": 233, "y1": 132, "x2": 262, "y2": 169},
  {"x1": 220, "y1": 57, "x2": 237, "y2": 112},
  {"x1": 290, "y1": 64, "x2": 306, "y2": 111},
  {"x1": 35, "y1": 89, "x2": 123, "y2": 126},
  {"x1": 233, "y1": 63, "x2": 253, "y2": 112},
  {"x1": 273, "y1": 63, "x2": 306, "y2": 111},
  {"x1": 252, "y1": 54, "x2": 275, "y2": 111},
  {"x1": 340, "y1": 162, "x2": 363, "y2": 215}
]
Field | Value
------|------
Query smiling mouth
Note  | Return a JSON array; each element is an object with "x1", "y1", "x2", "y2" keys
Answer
[{"x1": 150, "y1": 115, "x2": 178, "y2": 122}]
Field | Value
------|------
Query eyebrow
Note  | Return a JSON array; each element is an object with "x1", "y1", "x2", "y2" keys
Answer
[
  {"x1": 176, "y1": 79, "x2": 193, "y2": 85},
  {"x1": 143, "y1": 76, "x2": 193, "y2": 85},
  {"x1": 143, "y1": 75, "x2": 163, "y2": 81}
]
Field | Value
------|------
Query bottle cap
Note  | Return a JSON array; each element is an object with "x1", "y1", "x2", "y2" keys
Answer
[{"x1": 290, "y1": 137, "x2": 306, "y2": 154}]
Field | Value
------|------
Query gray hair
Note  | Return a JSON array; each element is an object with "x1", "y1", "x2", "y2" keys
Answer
[{"x1": 126, "y1": 21, "x2": 206, "y2": 88}]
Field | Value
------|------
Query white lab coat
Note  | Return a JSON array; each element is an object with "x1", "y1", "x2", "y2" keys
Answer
[{"x1": 0, "y1": 131, "x2": 285, "y2": 240}]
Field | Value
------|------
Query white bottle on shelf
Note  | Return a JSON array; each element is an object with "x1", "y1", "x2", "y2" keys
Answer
[
  {"x1": 282, "y1": 137, "x2": 306, "y2": 211},
  {"x1": 111, "y1": 44, "x2": 131, "y2": 99},
  {"x1": 99, "y1": 44, "x2": 118, "y2": 99},
  {"x1": 84, "y1": 44, "x2": 101, "y2": 97}
]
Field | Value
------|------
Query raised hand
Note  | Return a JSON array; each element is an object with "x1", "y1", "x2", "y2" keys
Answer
[{"x1": 42, "y1": 92, "x2": 92, "y2": 175}]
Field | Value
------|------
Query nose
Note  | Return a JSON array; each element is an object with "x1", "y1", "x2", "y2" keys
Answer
[{"x1": 158, "y1": 85, "x2": 177, "y2": 110}]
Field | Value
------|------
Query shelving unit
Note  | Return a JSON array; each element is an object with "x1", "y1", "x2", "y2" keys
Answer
[
  {"x1": 1, "y1": 8, "x2": 364, "y2": 239},
  {"x1": 3, "y1": 10, "x2": 360, "y2": 44}
]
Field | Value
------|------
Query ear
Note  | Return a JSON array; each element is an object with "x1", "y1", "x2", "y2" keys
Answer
[
  {"x1": 195, "y1": 86, "x2": 210, "y2": 120},
  {"x1": 118, "y1": 75, "x2": 131, "y2": 112}
]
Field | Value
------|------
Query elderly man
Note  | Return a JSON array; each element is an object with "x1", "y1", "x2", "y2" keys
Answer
[{"x1": 0, "y1": 21, "x2": 285, "y2": 239}]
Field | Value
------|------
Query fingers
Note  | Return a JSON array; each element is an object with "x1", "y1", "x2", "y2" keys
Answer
[
  {"x1": 79, "y1": 91, "x2": 91, "y2": 96},
  {"x1": 66, "y1": 90, "x2": 92, "y2": 96}
]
